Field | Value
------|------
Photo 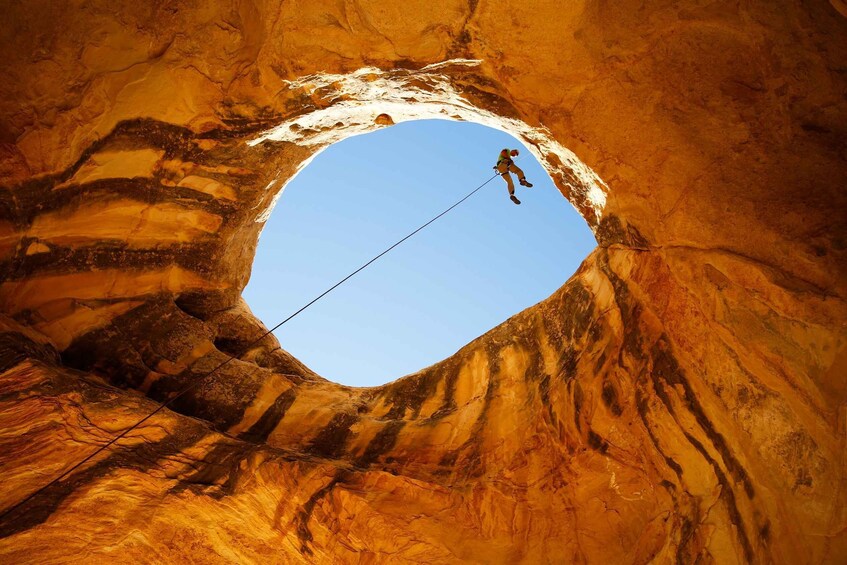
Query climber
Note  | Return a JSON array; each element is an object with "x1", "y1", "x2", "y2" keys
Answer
[{"x1": 494, "y1": 148, "x2": 533, "y2": 205}]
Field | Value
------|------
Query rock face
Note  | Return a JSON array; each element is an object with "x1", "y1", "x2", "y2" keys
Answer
[{"x1": 1, "y1": 1, "x2": 845, "y2": 563}]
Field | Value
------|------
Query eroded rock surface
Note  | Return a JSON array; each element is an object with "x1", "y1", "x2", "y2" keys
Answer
[{"x1": 0, "y1": 1, "x2": 845, "y2": 563}]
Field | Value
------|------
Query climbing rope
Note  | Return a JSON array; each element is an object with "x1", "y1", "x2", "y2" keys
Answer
[{"x1": 0, "y1": 172, "x2": 501, "y2": 522}]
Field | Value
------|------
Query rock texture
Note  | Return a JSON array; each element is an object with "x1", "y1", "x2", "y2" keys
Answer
[{"x1": 1, "y1": 1, "x2": 846, "y2": 563}]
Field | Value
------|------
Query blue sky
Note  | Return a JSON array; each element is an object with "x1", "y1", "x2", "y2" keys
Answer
[{"x1": 244, "y1": 120, "x2": 597, "y2": 387}]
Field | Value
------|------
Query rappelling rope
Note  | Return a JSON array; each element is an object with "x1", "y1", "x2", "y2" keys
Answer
[{"x1": 0, "y1": 172, "x2": 501, "y2": 521}]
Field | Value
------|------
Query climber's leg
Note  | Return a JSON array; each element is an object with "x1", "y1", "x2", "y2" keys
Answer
[
  {"x1": 498, "y1": 163, "x2": 516, "y2": 195},
  {"x1": 498, "y1": 163, "x2": 521, "y2": 204},
  {"x1": 509, "y1": 163, "x2": 533, "y2": 187}
]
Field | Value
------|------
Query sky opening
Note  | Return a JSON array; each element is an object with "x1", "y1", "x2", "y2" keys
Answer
[{"x1": 244, "y1": 120, "x2": 597, "y2": 387}]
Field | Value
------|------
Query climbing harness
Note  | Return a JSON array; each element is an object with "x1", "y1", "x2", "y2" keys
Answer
[
  {"x1": 0, "y1": 171, "x2": 501, "y2": 524},
  {"x1": 495, "y1": 148, "x2": 521, "y2": 174}
]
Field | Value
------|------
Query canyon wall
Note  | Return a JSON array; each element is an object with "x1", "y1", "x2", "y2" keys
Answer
[{"x1": 0, "y1": 1, "x2": 845, "y2": 563}]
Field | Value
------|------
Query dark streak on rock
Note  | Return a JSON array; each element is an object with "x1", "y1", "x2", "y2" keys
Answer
[
  {"x1": 104, "y1": 118, "x2": 268, "y2": 175},
  {"x1": 682, "y1": 430, "x2": 754, "y2": 563},
  {"x1": 676, "y1": 517, "x2": 696, "y2": 565},
  {"x1": 295, "y1": 472, "x2": 347, "y2": 555},
  {"x1": 173, "y1": 291, "x2": 239, "y2": 321},
  {"x1": 601, "y1": 248, "x2": 752, "y2": 565},
  {"x1": 567, "y1": 283, "x2": 596, "y2": 341},
  {"x1": 63, "y1": 321, "x2": 153, "y2": 390},
  {"x1": 635, "y1": 385, "x2": 684, "y2": 477},
  {"x1": 238, "y1": 388, "x2": 298, "y2": 443},
  {"x1": 381, "y1": 367, "x2": 446, "y2": 420},
  {"x1": 459, "y1": 371, "x2": 498, "y2": 478},
  {"x1": 0, "y1": 424, "x2": 207, "y2": 539},
  {"x1": 537, "y1": 373, "x2": 558, "y2": 426},
  {"x1": 431, "y1": 360, "x2": 461, "y2": 419},
  {"x1": 601, "y1": 379, "x2": 623, "y2": 416},
  {"x1": 437, "y1": 342, "x2": 501, "y2": 478},
  {"x1": 595, "y1": 214, "x2": 651, "y2": 248},
  {"x1": 203, "y1": 114, "x2": 284, "y2": 140},
  {"x1": 649, "y1": 342, "x2": 754, "y2": 563},
  {"x1": 599, "y1": 251, "x2": 690, "y2": 485},
  {"x1": 587, "y1": 430, "x2": 609, "y2": 454},
  {"x1": 626, "y1": 223, "x2": 650, "y2": 249},
  {"x1": 2, "y1": 241, "x2": 221, "y2": 282},
  {"x1": 304, "y1": 412, "x2": 359, "y2": 459},
  {"x1": 572, "y1": 380, "x2": 584, "y2": 431},
  {"x1": 0, "y1": 331, "x2": 60, "y2": 374},
  {"x1": 170, "y1": 440, "x2": 258, "y2": 500},
  {"x1": 652, "y1": 341, "x2": 755, "y2": 498},
  {"x1": 160, "y1": 362, "x2": 265, "y2": 433},
  {"x1": 558, "y1": 346, "x2": 579, "y2": 382},
  {"x1": 760, "y1": 520, "x2": 770, "y2": 543},
  {"x1": 12, "y1": 176, "x2": 235, "y2": 231},
  {"x1": 514, "y1": 332, "x2": 559, "y2": 426},
  {"x1": 4, "y1": 120, "x2": 209, "y2": 211},
  {"x1": 438, "y1": 450, "x2": 459, "y2": 468},
  {"x1": 593, "y1": 348, "x2": 608, "y2": 375},
  {"x1": 595, "y1": 215, "x2": 626, "y2": 247},
  {"x1": 538, "y1": 281, "x2": 594, "y2": 360},
  {"x1": 356, "y1": 420, "x2": 406, "y2": 467},
  {"x1": 448, "y1": 29, "x2": 473, "y2": 59},
  {"x1": 63, "y1": 296, "x2": 210, "y2": 387},
  {"x1": 602, "y1": 272, "x2": 646, "y2": 362},
  {"x1": 64, "y1": 296, "x2": 262, "y2": 431}
]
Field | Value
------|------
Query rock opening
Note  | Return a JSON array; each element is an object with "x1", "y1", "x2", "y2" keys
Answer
[{"x1": 244, "y1": 118, "x2": 598, "y2": 387}]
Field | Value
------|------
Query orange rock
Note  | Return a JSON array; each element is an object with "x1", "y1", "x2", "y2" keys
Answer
[{"x1": 0, "y1": 1, "x2": 845, "y2": 563}]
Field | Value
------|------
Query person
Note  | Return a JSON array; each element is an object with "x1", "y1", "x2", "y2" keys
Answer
[{"x1": 494, "y1": 148, "x2": 533, "y2": 205}]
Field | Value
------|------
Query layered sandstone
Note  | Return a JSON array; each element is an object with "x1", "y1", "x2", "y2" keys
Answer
[{"x1": 0, "y1": 1, "x2": 845, "y2": 563}]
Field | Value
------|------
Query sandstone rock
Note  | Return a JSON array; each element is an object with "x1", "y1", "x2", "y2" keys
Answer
[{"x1": 0, "y1": 1, "x2": 845, "y2": 563}]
